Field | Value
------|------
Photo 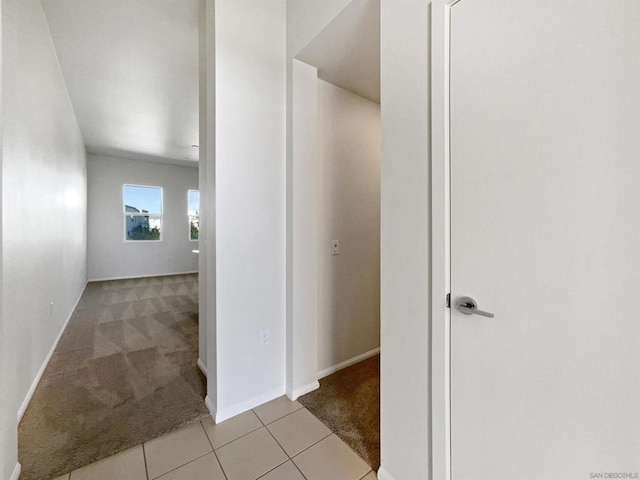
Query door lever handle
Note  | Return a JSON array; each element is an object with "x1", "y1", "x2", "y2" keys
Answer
[{"x1": 455, "y1": 296, "x2": 494, "y2": 318}]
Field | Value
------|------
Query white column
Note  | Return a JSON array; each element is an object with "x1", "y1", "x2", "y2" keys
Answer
[{"x1": 286, "y1": 59, "x2": 319, "y2": 400}]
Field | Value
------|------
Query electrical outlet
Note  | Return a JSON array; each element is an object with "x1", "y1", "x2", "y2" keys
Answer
[
  {"x1": 260, "y1": 329, "x2": 270, "y2": 345},
  {"x1": 332, "y1": 240, "x2": 339, "y2": 255}
]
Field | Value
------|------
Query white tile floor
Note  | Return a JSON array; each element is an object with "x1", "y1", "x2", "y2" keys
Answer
[{"x1": 52, "y1": 396, "x2": 376, "y2": 480}]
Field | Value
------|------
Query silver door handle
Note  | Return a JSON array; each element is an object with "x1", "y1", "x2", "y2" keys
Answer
[{"x1": 455, "y1": 296, "x2": 494, "y2": 318}]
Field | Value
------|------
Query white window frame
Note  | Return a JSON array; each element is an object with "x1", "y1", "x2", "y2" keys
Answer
[
  {"x1": 188, "y1": 189, "x2": 200, "y2": 242},
  {"x1": 123, "y1": 184, "x2": 164, "y2": 242}
]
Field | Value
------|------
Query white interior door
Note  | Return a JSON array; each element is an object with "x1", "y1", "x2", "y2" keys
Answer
[{"x1": 449, "y1": 1, "x2": 640, "y2": 479}]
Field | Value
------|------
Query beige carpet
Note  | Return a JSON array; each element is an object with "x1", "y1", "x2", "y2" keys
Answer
[
  {"x1": 298, "y1": 354, "x2": 380, "y2": 470},
  {"x1": 18, "y1": 274, "x2": 209, "y2": 480}
]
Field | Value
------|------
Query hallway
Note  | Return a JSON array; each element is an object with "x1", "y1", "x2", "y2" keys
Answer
[{"x1": 19, "y1": 274, "x2": 207, "y2": 480}]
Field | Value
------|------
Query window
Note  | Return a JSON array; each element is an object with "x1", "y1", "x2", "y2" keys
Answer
[
  {"x1": 123, "y1": 185, "x2": 163, "y2": 241},
  {"x1": 188, "y1": 190, "x2": 200, "y2": 241}
]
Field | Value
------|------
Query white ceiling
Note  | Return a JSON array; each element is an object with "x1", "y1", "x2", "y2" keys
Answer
[
  {"x1": 40, "y1": 0, "x2": 378, "y2": 166},
  {"x1": 41, "y1": 0, "x2": 200, "y2": 166},
  {"x1": 296, "y1": 0, "x2": 380, "y2": 104}
]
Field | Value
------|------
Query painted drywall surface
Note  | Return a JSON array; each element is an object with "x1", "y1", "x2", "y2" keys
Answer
[
  {"x1": 286, "y1": 0, "x2": 351, "y2": 58},
  {"x1": 296, "y1": 0, "x2": 381, "y2": 104},
  {"x1": 197, "y1": 0, "x2": 214, "y2": 380},
  {"x1": 379, "y1": 0, "x2": 432, "y2": 479},
  {"x1": 213, "y1": 0, "x2": 287, "y2": 418},
  {"x1": 1, "y1": 0, "x2": 87, "y2": 476},
  {"x1": 199, "y1": 0, "x2": 217, "y2": 394},
  {"x1": 285, "y1": 0, "x2": 350, "y2": 399},
  {"x1": 288, "y1": 59, "x2": 319, "y2": 398},
  {"x1": 317, "y1": 80, "x2": 380, "y2": 373},
  {"x1": 87, "y1": 154, "x2": 198, "y2": 281},
  {"x1": 197, "y1": 0, "x2": 206, "y2": 376},
  {"x1": 0, "y1": 0, "x2": 5, "y2": 474}
]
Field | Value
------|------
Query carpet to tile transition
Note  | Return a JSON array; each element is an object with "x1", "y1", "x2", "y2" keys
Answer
[
  {"x1": 18, "y1": 274, "x2": 209, "y2": 480},
  {"x1": 298, "y1": 354, "x2": 380, "y2": 471}
]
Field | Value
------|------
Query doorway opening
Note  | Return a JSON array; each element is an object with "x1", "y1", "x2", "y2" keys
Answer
[
  {"x1": 288, "y1": 0, "x2": 382, "y2": 470},
  {"x1": 15, "y1": 1, "x2": 205, "y2": 479}
]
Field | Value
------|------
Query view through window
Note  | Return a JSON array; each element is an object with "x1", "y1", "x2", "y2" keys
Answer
[
  {"x1": 124, "y1": 185, "x2": 163, "y2": 241},
  {"x1": 188, "y1": 190, "x2": 200, "y2": 241}
]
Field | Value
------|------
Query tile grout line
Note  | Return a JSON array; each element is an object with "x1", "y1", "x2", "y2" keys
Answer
[
  {"x1": 262, "y1": 422, "x2": 291, "y2": 459},
  {"x1": 278, "y1": 406, "x2": 374, "y2": 476},
  {"x1": 260, "y1": 414, "x2": 334, "y2": 480},
  {"x1": 254, "y1": 403, "x2": 305, "y2": 428},
  {"x1": 253, "y1": 402, "x2": 356, "y2": 479},
  {"x1": 262, "y1": 426, "x2": 364, "y2": 480},
  {"x1": 211, "y1": 449, "x2": 229, "y2": 480},
  {"x1": 289, "y1": 431, "x2": 334, "y2": 461},
  {"x1": 146, "y1": 420, "x2": 215, "y2": 480},
  {"x1": 255, "y1": 422, "x2": 291, "y2": 478},
  {"x1": 252, "y1": 408, "x2": 267, "y2": 427},
  {"x1": 290, "y1": 458, "x2": 309, "y2": 480},
  {"x1": 200, "y1": 418, "x2": 216, "y2": 450},
  {"x1": 286, "y1": 432, "x2": 372, "y2": 480},
  {"x1": 209, "y1": 405, "x2": 303, "y2": 453},
  {"x1": 205, "y1": 413, "x2": 264, "y2": 450},
  {"x1": 199, "y1": 419, "x2": 230, "y2": 480},
  {"x1": 205, "y1": 406, "x2": 307, "y2": 480},
  {"x1": 253, "y1": 458, "x2": 291, "y2": 480},
  {"x1": 358, "y1": 470, "x2": 374, "y2": 480},
  {"x1": 213, "y1": 425, "x2": 264, "y2": 451},
  {"x1": 142, "y1": 443, "x2": 150, "y2": 480},
  {"x1": 151, "y1": 451, "x2": 213, "y2": 480},
  {"x1": 208, "y1": 419, "x2": 289, "y2": 480}
]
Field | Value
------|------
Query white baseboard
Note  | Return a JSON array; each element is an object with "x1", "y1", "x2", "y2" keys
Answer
[
  {"x1": 197, "y1": 358, "x2": 208, "y2": 377},
  {"x1": 318, "y1": 347, "x2": 380, "y2": 380},
  {"x1": 88, "y1": 271, "x2": 198, "y2": 282},
  {"x1": 205, "y1": 395, "x2": 217, "y2": 419},
  {"x1": 17, "y1": 282, "x2": 88, "y2": 422},
  {"x1": 214, "y1": 386, "x2": 286, "y2": 423},
  {"x1": 288, "y1": 380, "x2": 319, "y2": 401},
  {"x1": 10, "y1": 462, "x2": 21, "y2": 480},
  {"x1": 377, "y1": 466, "x2": 396, "y2": 480}
]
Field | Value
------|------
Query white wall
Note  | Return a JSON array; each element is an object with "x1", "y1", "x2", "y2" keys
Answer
[
  {"x1": 0, "y1": 0, "x2": 5, "y2": 473},
  {"x1": 203, "y1": 2, "x2": 433, "y2": 478},
  {"x1": 87, "y1": 154, "x2": 198, "y2": 281},
  {"x1": 198, "y1": 0, "x2": 215, "y2": 381},
  {"x1": 317, "y1": 80, "x2": 380, "y2": 373},
  {"x1": 210, "y1": 0, "x2": 287, "y2": 421},
  {"x1": 1, "y1": 0, "x2": 87, "y2": 476},
  {"x1": 285, "y1": 0, "x2": 350, "y2": 401},
  {"x1": 0, "y1": 0, "x2": 5, "y2": 475},
  {"x1": 286, "y1": 0, "x2": 351, "y2": 58},
  {"x1": 378, "y1": 1, "x2": 432, "y2": 479},
  {"x1": 287, "y1": 59, "x2": 320, "y2": 399}
]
